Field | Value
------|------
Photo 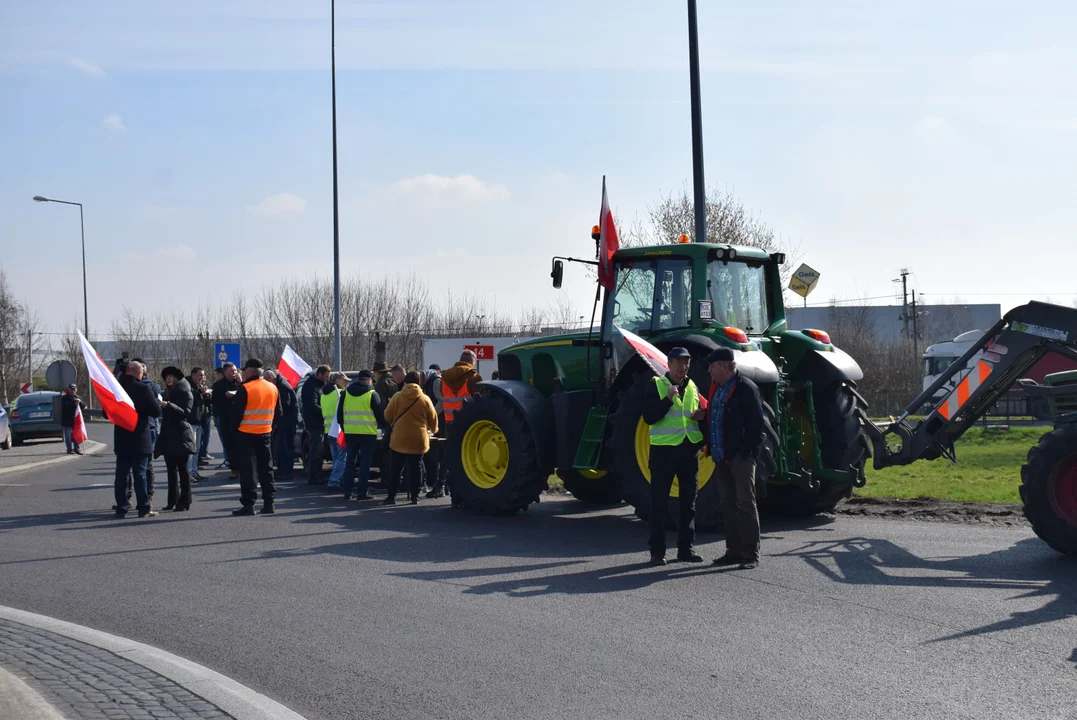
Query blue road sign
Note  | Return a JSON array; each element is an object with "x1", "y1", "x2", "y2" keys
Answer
[{"x1": 214, "y1": 343, "x2": 241, "y2": 369}]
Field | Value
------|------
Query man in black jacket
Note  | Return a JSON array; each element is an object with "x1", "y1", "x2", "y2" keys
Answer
[
  {"x1": 114, "y1": 361, "x2": 162, "y2": 518},
  {"x1": 60, "y1": 385, "x2": 83, "y2": 455},
  {"x1": 300, "y1": 364, "x2": 331, "y2": 485},
  {"x1": 211, "y1": 362, "x2": 242, "y2": 479},
  {"x1": 704, "y1": 348, "x2": 765, "y2": 570},
  {"x1": 186, "y1": 367, "x2": 207, "y2": 482},
  {"x1": 266, "y1": 368, "x2": 298, "y2": 478}
]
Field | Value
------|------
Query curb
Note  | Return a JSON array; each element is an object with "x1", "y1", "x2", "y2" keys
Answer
[
  {"x1": 0, "y1": 606, "x2": 307, "y2": 720},
  {"x1": 0, "y1": 440, "x2": 105, "y2": 477},
  {"x1": 0, "y1": 665, "x2": 65, "y2": 720}
]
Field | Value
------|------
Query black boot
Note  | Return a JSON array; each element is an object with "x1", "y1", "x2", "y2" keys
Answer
[{"x1": 232, "y1": 506, "x2": 255, "y2": 516}]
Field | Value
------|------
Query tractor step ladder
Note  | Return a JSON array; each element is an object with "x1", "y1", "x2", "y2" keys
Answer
[{"x1": 572, "y1": 406, "x2": 609, "y2": 470}]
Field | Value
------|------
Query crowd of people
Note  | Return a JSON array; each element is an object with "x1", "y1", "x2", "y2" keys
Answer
[{"x1": 107, "y1": 350, "x2": 483, "y2": 519}]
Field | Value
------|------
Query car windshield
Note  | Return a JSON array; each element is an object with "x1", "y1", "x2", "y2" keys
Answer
[
  {"x1": 610, "y1": 258, "x2": 692, "y2": 335},
  {"x1": 707, "y1": 260, "x2": 769, "y2": 334},
  {"x1": 924, "y1": 357, "x2": 958, "y2": 376}
]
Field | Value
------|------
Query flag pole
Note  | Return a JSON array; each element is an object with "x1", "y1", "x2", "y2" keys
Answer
[
  {"x1": 687, "y1": 0, "x2": 707, "y2": 245},
  {"x1": 331, "y1": 0, "x2": 343, "y2": 370}
]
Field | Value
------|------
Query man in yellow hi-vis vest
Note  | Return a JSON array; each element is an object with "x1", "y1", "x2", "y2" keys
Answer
[
  {"x1": 642, "y1": 347, "x2": 707, "y2": 566},
  {"x1": 230, "y1": 358, "x2": 282, "y2": 516}
]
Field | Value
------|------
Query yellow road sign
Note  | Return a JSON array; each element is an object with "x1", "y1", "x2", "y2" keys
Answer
[{"x1": 788, "y1": 263, "x2": 821, "y2": 298}]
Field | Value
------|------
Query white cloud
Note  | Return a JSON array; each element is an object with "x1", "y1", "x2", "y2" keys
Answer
[
  {"x1": 102, "y1": 113, "x2": 126, "y2": 132},
  {"x1": 155, "y1": 244, "x2": 196, "y2": 260},
  {"x1": 70, "y1": 57, "x2": 104, "y2": 77},
  {"x1": 388, "y1": 174, "x2": 510, "y2": 208},
  {"x1": 247, "y1": 192, "x2": 307, "y2": 216}
]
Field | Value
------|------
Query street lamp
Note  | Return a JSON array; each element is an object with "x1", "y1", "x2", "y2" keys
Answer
[
  {"x1": 686, "y1": 0, "x2": 707, "y2": 245},
  {"x1": 33, "y1": 195, "x2": 92, "y2": 409},
  {"x1": 330, "y1": 0, "x2": 343, "y2": 371}
]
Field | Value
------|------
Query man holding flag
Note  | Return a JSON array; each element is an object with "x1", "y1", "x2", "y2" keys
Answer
[{"x1": 60, "y1": 384, "x2": 84, "y2": 455}]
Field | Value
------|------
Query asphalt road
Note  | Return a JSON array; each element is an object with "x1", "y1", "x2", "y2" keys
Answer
[{"x1": 1, "y1": 424, "x2": 1075, "y2": 720}]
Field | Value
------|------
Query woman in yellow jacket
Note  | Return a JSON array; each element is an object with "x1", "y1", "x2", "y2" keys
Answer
[{"x1": 382, "y1": 371, "x2": 439, "y2": 504}]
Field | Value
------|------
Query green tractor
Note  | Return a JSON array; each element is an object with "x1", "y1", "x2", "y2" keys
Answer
[{"x1": 445, "y1": 235, "x2": 872, "y2": 527}]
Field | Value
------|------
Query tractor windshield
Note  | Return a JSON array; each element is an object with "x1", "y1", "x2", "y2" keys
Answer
[
  {"x1": 610, "y1": 258, "x2": 693, "y2": 335},
  {"x1": 708, "y1": 260, "x2": 769, "y2": 334}
]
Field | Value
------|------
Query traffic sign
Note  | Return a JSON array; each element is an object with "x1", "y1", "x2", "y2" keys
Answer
[
  {"x1": 45, "y1": 360, "x2": 77, "y2": 391},
  {"x1": 465, "y1": 344, "x2": 496, "y2": 361},
  {"x1": 20, "y1": 382, "x2": 32, "y2": 394},
  {"x1": 788, "y1": 263, "x2": 821, "y2": 299},
  {"x1": 214, "y1": 342, "x2": 241, "y2": 369}
]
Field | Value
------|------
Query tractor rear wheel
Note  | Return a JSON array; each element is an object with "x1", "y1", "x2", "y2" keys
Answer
[
  {"x1": 611, "y1": 374, "x2": 722, "y2": 530},
  {"x1": 1020, "y1": 424, "x2": 1077, "y2": 555},
  {"x1": 556, "y1": 468, "x2": 623, "y2": 506},
  {"x1": 446, "y1": 392, "x2": 548, "y2": 515}
]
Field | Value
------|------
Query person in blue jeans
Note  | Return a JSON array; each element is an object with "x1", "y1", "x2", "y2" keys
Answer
[
  {"x1": 300, "y1": 365, "x2": 332, "y2": 485},
  {"x1": 324, "y1": 373, "x2": 349, "y2": 488},
  {"x1": 113, "y1": 361, "x2": 162, "y2": 518},
  {"x1": 337, "y1": 371, "x2": 386, "y2": 501}
]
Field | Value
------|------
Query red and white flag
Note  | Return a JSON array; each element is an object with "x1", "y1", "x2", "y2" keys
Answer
[
  {"x1": 277, "y1": 345, "x2": 313, "y2": 389},
  {"x1": 598, "y1": 176, "x2": 620, "y2": 291},
  {"x1": 77, "y1": 331, "x2": 138, "y2": 432},
  {"x1": 328, "y1": 408, "x2": 346, "y2": 449},
  {"x1": 72, "y1": 403, "x2": 87, "y2": 445}
]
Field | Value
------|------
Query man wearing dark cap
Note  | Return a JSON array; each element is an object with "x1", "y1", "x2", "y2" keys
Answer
[
  {"x1": 641, "y1": 347, "x2": 707, "y2": 566},
  {"x1": 336, "y1": 369, "x2": 388, "y2": 501},
  {"x1": 60, "y1": 384, "x2": 83, "y2": 455},
  {"x1": 230, "y1": 358, "x2": 282, "y2": 515},
  {"x1": 704, "y1": 347, "x2": 765, "y2": 569}
]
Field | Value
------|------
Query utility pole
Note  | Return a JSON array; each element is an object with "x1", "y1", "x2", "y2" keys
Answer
[
  {"x1": 27, "y1": 327, "x2": 32, "y2": 388},
  {"x1": 686, "y1": 0, "x2": 707, "y2": 245},
  {"x1": 894, "y1": 268, "x2": 910, "y2": 339},
  {"x1": 911, "y1": 289, "x2": 920, "y2": 361}
]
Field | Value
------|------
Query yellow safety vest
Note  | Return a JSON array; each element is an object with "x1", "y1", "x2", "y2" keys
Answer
[
  {"x1": 649, "y1": 376, "x2": 703, "y2": 446},
  {"x1": 341, "y1": 391, "x2": 377, "y2": 435},
  {"x1": 320, "y1": 389, "x2": 339, "y2": 432},
  {"x1": 239, "y1": 378, "x2": 278, "y2": 435}
]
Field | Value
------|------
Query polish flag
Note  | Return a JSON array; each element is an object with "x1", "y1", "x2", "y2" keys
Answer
[
  {"x1": 72, "y1": 403, "x2": 88, "y2": 445},
  {"x1": 277, "y1": 345, "x2": 313, "y2": 389},
  {"x1": 598, "y1": 176, "x2": 620, "y2": 291},
  {"x1": 77, "y1": 331, "x2": 138, "y2": 432},
  {"x1": 328, "y1": 412, "x2": 346, "y2": 449}
]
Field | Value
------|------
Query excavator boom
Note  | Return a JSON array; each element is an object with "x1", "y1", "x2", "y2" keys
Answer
[{"x1": 864, "y1": 302, "x2": 1077, "y2": 468}]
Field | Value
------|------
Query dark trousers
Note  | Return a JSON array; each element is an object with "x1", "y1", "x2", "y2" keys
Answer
[
  {"x1": 717, "y1": 456, "x2": 760, "y2": 562},
  {"x1": 165, "y1": 454, "x2": 192, "y2": 509},
  {"x1": 388, "y1": 451, "x2": 423, "y2": 501},
  {"x1": 115, "y1": 453, "x2": 150, "y2": 514},
  {"x1": 238, "y1": 433, "x2": 275, "y2": 508},
  {"x1": 276, "y1": 422, "x2": 296, "y2": 476},
  {"x1": 342, "y1": 434, "x2": 376, "y2": 499},
  {"x1": 648, "y1": 441, "x2": 699, "y2": 555},
  {"x1": 221, "y1": 428, "x2": 239, "y2": 470},
  {"x1": 423, "y1": 442, "x2": 441, "y2": 493},
  {"x1": 200, "y1": 415, "x2": 212, "y2": 456},
  {"x1": 306, "y1": 429, "x2": 324, "y2": 484}
]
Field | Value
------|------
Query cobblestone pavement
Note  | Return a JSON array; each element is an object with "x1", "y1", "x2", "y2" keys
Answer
[
  {"x1": 0, "y1": 618, "x2": 233, "y2": 719},
  {"x1": 0, "y1": 439, "x2": 103, "y2": 470}
]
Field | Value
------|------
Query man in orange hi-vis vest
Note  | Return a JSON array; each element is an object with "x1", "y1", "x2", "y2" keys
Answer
[
  {"x1": 440, "y1": 349, "x2": 483, "y2": 506},
  {"x1": 230, "y1": 358, "x2": 282, "y2": 516}
]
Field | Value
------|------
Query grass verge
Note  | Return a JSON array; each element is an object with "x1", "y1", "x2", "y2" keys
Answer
[{"x1": 859, "y1": 426, "x2": 1047, "y2": 504}]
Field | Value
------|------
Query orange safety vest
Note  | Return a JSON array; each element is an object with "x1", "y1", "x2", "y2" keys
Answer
[
  {"x1": 442, "y1": 380, "x2": 472, "y2": 423},
  {"x1": 239, "y1": 378, "x2": 278, "y2": 435}
]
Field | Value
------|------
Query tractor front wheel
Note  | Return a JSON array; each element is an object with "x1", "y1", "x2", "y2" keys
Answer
[
  {"x1": 556, "y1": 468, "x2": 623, "y2": 506},
  {"x1": 446, "y1": 393, "x2": 548, "y2": 515},
  {"x1": 1021, "y1": 424, "x2": 1077, "y2": 555}
]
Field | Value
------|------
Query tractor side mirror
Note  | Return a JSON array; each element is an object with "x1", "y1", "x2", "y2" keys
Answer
[{"x1": 551, "y1": 260, "x2": 564, "y2": 289}]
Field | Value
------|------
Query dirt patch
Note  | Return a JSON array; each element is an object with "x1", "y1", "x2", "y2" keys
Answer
[{"x1": 836, "y1": 496, "x2": 1028, "y2": 527}]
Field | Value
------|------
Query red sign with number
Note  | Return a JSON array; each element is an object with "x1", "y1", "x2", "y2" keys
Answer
[{"x1": 465, "y1": 345, "x2": 495, "y2": 360}]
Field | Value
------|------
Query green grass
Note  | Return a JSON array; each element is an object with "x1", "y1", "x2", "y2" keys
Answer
[{"x1": 859, "y1": 426, "x2": 1047, "y2": 504}]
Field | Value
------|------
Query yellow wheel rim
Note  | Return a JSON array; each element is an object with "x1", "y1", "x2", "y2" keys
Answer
[
  {"x1": 574, "y1": 469, "x2": 608, "y2": 480},
  {"x1": 461, "y1": 420, "x2": 509, "y2": 489},
  {"x1": 634, "y1": 418, "x2": 714, "y2": 497}
]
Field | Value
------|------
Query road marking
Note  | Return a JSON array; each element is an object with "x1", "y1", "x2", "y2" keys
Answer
[
  {"x1": 0, "y1": 441, "x2": 105, "y2": 477},
  {"x1": 0, "y1": 484, "x2": 29, "y2": 487},
  {"x1": 89, "y1": 483, "x2": 112, "y2": 487},
  {"x1": 0, "y1": 605, "x2": 307, "y2": 720}
]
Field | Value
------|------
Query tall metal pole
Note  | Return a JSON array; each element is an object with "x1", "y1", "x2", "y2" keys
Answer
[
  {"x1": 687, "y1": 0, "x2": 707, "y2": 244},
  {"x1": 78, "y1": 204, "x2": 93, "y2": 409},
  {"x1": 331, "y1": 0, "x2": 343, "y2": 370}
]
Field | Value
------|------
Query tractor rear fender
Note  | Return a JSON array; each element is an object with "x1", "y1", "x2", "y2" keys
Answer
[{"x1": 475, "y1": 380, "x2": 555, "y2": 471}]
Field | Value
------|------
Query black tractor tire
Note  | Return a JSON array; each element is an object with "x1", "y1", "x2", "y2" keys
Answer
[
  {"x1": 556, "y1": 468, "x2": 623, "y2": 506},
  {"x1": 767, "y1": 381, "x2": 868, "y2": 517},
  {"x1": 610, "y1": 373, "x2": 724, "y2": 530},
  {"x1": 446, "y1": 392, "x2": 548, "y2": 515},
  {"x1": 1020, "y1": 424, "x2": 1077, "y2": 555}
]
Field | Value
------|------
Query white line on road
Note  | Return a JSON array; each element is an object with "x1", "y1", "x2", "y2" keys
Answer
[
  {"x1": 0, "y1": 606, "x2": 307, "y2": 720},
  {"x1": 0, "y1": 484, "x2": 29, "y2": 487},
  {"x1": 0, "y1": 441, "x2": 106, "y2": 477}
]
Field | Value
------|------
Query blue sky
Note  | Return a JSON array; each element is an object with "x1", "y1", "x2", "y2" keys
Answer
[{"x1": 2, "y1": 0, "x2": 1076, "y2": 335}]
